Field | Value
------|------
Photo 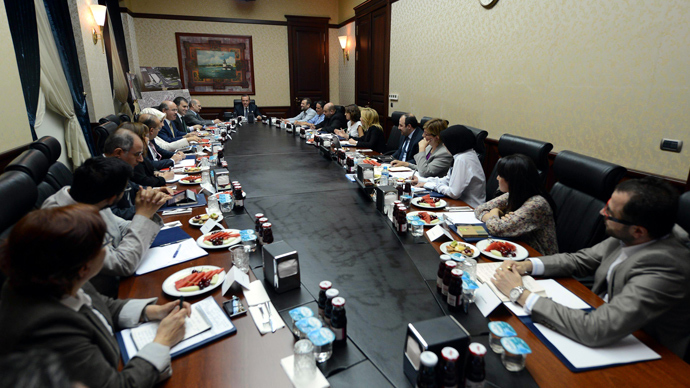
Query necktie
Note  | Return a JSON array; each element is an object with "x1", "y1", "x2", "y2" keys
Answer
[
  {"x1": 245, "y1": 107, "x2": 248, "y2": 117},
  {"x1": 401, "y1": 137, "x2": 410, "y2": 161},
  {"x1": 149, "y1": 142, "x2": 161, "y2": 161}
]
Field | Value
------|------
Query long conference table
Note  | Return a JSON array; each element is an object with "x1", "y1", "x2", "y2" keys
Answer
[{"x1": 118, "y1": 123, "x2": 690, "y2": 387}]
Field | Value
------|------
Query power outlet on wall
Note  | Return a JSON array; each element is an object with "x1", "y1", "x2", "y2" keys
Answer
[
  {"x1": 389, "y1": 93, "x2": 399, "y2": 101},
  {"x1": 660, "y1": 139, "x2": 683, "y2": 153}
]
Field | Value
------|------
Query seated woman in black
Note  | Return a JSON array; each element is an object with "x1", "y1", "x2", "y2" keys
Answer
[
  {"x1": 0, "y1": 204, "x2": 190, "y2": 388},
  {"x1": 335, "y1": 107, "x2": 386, "y2": 153}
]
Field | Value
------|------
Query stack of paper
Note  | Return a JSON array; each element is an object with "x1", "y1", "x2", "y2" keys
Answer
[
  {"x1": 130, "y1": 304, "x2": 212, "y2": 350},
  {"x1": 136, "y1": 239, "x2": 208, "y2": 275},
  {"x1": 476, "y1": 262, "x2": 546, "y2": 302}
]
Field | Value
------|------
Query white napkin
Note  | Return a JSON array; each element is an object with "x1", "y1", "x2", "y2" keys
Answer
[
  {"x1": 248, "y1": 302, "x2": 285, "y2": 334},
  {"x1": 280, "y1": 355, "x2": 330, "y2": 388}
]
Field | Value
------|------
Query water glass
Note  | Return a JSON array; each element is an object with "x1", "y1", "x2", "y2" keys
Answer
[
  {"x1": 201, "y1": 171, "x2": 211, "y2": 185},
  {"x1": 207, "y1": 195, "x2": 220, "y2": 214},
  {"x1": 410, "y1": 220, "x2": 425, "y2": 237},
  {"x1": 218, "y1": 193, "x2": 234, "y2": 212},
  {"x1": 230, "y1": 245, "x2": 250, "y2": 273},
  {"x1": 289, "y1": 307, "x2": 314, "y2": 337},
  {"x1": 195, "y1": 144, "x2": 203, "y2": 153},
  {"x1": 293, "y1": 340, "x2": 315, "y2": 383},
  {"x1": 461, "y1": 257, "x2": 477, "y2": 281},
  {"x1": 308, "y1": 327, "x2": 335, "y2": 363},
  {"x1": 500, "y1": 337, "x2": 531, "y2": 372}
]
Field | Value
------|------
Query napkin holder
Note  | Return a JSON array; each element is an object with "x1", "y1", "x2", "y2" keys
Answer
[
  {"x1": 262, "y1": 240, "x2": 300, "y2": 294},
  {"x1": 285, "y1": 122, "x2": 294, "y2": 133},
  {"x1": 299, "y1": 128, "x2": 307, "y2": 138},
  {"x1": 403, "y1": 316, "x2": 470, "y2": 387},
  {"x1": 357, "y1": 163, "x2": 375, "y2": 183},
  {"x1": 375, "y1": 185, "x2": 397, "y2": 213}
]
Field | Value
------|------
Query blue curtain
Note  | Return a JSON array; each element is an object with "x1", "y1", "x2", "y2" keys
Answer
[
  {"x1": 42, "y1": 0, "x2": 97, "y2": 156},
  {"x1": 4, "y1": 0, "x2": 40, "y2": 140}
]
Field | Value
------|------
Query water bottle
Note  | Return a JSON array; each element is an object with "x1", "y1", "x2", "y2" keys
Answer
[{"x1": 380, "y1": 166, "x2": 390, "y2": 186}]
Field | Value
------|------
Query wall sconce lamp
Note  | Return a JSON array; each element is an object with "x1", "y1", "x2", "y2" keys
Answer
[
  {"x1": 338, "y1": 35, "x2": 349, "y2": 62},
  {"x1": 90, "y1": 4, "x2": 107, "y2": 53}
]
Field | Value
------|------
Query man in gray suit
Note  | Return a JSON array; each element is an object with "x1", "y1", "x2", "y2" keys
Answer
[
  {"x1": 184, "y1": 98, "x2": 221, "y2": 127},
  {"x1": 493, "y1": 177, "x2": 690, "y2": 359}
]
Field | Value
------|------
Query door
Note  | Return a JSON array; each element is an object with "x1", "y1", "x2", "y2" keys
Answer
[{"x1": 287, "y1": 16, "x2": 330, "y2": 117}]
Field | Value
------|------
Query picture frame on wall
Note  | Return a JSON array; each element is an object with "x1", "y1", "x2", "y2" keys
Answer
[{"x1": 175, "y1": 33, "x2": 256, "y2": 95}]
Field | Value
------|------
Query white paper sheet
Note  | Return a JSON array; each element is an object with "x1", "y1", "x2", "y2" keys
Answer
[
  {"x1": 175, "y1": 159, "x2": 196, "y2": 167},
  {"x1": 130, "y1": 304, "x2": 211, "y2": 350},
  {"x1": 248, "y1": 302, "x2": 286, "y2": 334},
  {"x1": 534, "y1": 323, "x2": 661, "y2": 369},
  {"x1": 438, "y1": 212, "x2": 483, "y2": 225},
  {"x1": 244, "y1": 280, "x2": 270, "y2": 306},
  {"x1": 135, "y1": 238, "x2": 208, "y2": 275},
  {"x1": 474, "y1": 282, "x2": 502, "y2": 317},
  {"x1": 426, "y1": 224, "x2": 453, "y2": 242},
  {"x1": 166, "y1": 174, "x2": 186, "y2": 183},
  {"x1": 389, "y1": 171, "x2": 414, "y2": 179},
  {"x1": 222, "y1": 267, "x2": 251, "y2": 295},
  {"x1": 280, "y1": 355, "x2": 330, "y2": 388}
]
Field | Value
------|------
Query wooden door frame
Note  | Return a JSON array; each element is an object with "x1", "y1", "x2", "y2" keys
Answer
[
  {"x1": 286, "y1": 15, "x2": 330, "y2": 117},
  {"x1": 354, "y1": 0, "x2": 393, "y2": 138}
]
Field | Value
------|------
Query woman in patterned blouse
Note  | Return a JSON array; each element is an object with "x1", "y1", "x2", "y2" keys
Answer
[{"x1": 474, "y1": 154, "x2": 558, "y2": 255}]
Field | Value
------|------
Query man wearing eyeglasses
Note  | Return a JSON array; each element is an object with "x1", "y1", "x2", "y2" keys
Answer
[{"x1": 492, "y1": 177, "x2": 690, "y2": 359}]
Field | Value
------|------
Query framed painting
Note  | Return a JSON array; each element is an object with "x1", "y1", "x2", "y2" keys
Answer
[{"x1": 176, "y1": 33, "x2": 256, "y2": 95}]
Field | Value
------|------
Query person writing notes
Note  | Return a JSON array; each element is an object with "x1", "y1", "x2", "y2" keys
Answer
[
  {"x1": 412, "y1": 125, "x2": 486, "y2": 207},
  {"x1": 492, "y1": 177, "x2": 690, "y2": 358},
  {"x1": 390, "y1": 118, "x2": 452, "y2": 178},
  {"x1": 0, "y1": 205, "x2": 190, "y2": 388},
  {"x1": 335, "y1": 107, "x2": 386, "y2": 153},
  {"x1": 474, "y1": 154, "x2": 558, "y2": 255}
]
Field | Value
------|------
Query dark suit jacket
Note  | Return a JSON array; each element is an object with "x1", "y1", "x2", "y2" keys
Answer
[
  {"x1": 146, "y1": 142, "x2": 174, "y2": 170},
  {"x1": 353, "y1": 126, "x2": 386, "y2": 153},
  {"x1": 174, "y1": 115, "x2": 190, "y2": 134},
  {"x1": 316, "y1": 112, "x2": 346, "y2": 134},
  {"x1": 392, "y1": 127, "x2": 423, "y2": 163},
  {"x1": 0, "y1": 282, "x2": 160, "y2": 388},
  {"x1": 158, "y1": 120, "x2": 185, "y2": 143},
  {"x1": 111, "y1": 180, "x2": 139, "y2": 220},
  {"x1": 233, "y1": 103, "x2": 261, "y2": 118},
  {"x1": 184, "y1": 110, "x2": 214, "y2": 126},
  {"x1": 132, "y1": 158, "x2": 165, "y2": 187}
]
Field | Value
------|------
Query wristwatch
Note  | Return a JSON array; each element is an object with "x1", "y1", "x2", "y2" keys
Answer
[{"x1": 509, "y1": 286, "x2": 526, "y2": 304}]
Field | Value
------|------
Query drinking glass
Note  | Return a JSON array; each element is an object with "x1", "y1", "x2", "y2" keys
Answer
[
  {"x1": 293, "y1": 340, "x2": 315, "y2": 383},
  {"x1": 410, "y1": 220, "x2": 425, "y2": 237},
  {"x1": 230, "y1": 245, "x2": 250, "y2": 273}
]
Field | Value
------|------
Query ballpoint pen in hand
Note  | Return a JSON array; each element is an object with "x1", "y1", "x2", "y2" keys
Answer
[{"x1": 179, "y1": 296, "x2": 184, "y2": 310}]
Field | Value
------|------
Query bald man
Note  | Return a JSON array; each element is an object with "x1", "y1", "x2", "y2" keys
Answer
[
  {"x1": 309, "y1": 102, "x2": 346, "y2": 134},
  {"x1": 157, "y1": 101, "x2": 198, "y2": 142},
  {"x1": 184, "y1": 99, "x2": 221, "y2": 127}
]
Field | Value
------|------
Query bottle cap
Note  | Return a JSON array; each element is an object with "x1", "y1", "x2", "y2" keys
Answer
[
  {"x1": 262, "y1": 223, "x2": 272, "y2": 228},
  {"x1": 319, "y1": 280, "x2": 332, "y2": 290},
  {"x1": 441, "y1": 347, "x2": 459, "y2": 361},
  {"x1": 440, "y1": 254, "x2": 452, "y2": 262},
  {"x1": 325, "y1": 288, "x2": 339, "y2": 299},
  {"x1": 420, "y1": 351, "x2": 438, "y2": 367},
  {"x1": 255, "y1": 213, "x2": 264, "y2": 219},
  {"x1": 469, "y1": 342, "x2": 487, "y2": 356},
  {"x1": 259, "y1": 217, "x2": 268, "y2": 223},
  {"x1": 451, "y1": 269, "x2": 464, "y2": 277},
  {"x1": 332, "y1": 297, "x2": 345, "y2": 307},
  {"x1": 445, "y1": 261, "x2": 458, "y2": 269}
]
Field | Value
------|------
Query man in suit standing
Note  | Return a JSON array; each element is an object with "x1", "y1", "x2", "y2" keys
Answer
[
  {"x1": 185, "y1": 98, "x2": 221, "y2": 127},
  {"x1": 157, "y1": 101, "x2": 198, "y2": 143},
  {"x1": 173, "y1": 96, "x2": 202, "y2": 132},
  {"x1": 493, "y1": 177, "x2": 690, "y2": 359},
  {"x1": 234, "y1": 95, "x2": 262, "y2": 121},
  {"x1": 391, "y1": 114, "x2": 423, "y2": 164},
  {"x1": 309, "y1": 102, "x2": 346, "y2": 134}
]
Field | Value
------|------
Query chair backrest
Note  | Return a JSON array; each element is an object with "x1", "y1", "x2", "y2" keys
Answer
[
  {"x1": 94, "y1": 121, "x2": 118, "y2": 155},
  {"x1": 677, "y1": 191, "x2": 690, "y2": 234},
  {"x1": 44, "y1": 161, "x2": 73, "y2": 191},
  {"x1": 29, "y1": 136, "x2": 61, "y2": 164},
  {"x1": 486, "y1": 134, "x2": 553, "y2": 201},
  {"x1": 99, "y1": 114, "x2": 120, "y2": 125},
  {"x1": 463, "y1": 125, "x2": 489, "y2": 164},
  {"x1": 550, "y1": 150, "x2": 626, "y2": 253},
  {"x1": 233, "y1": 99, "x2": 256, "y2": 106},
  {"x1": 118, "y1": 114, "x2": 131, "y2": 123},
  {"x1": 0, "y1": 171, "x2": 37, "y2": 233},
  {"x1": 420, "y1": 116, "x2": 433, "y2": 128},
  {"x1": 4, "y1": 149, "x2": 50, "y2": 185},
  {"x1": 36, "y1": 181, "x2": 57, "y2": 209},
  {"x1": 386, "y1": 111, "x2": 407, "y2": 152},
  {"x1": 334, "y1": 105, "x2": 345, "y2": 116}
]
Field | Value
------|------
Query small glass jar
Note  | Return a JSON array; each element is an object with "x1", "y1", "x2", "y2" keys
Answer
[
  {"x1": 308, "y1": 327, "x2": 335, "y2": 363},
  {"x1": 500, "y1": 337, "x2": 532, "y2": 372},
  {"x1": 410, "y1": 220, "x2": 425, "y2": 237},
  {"x1": 488, "y1": 321, "x2": 517, "y2": 354},
  {"x1": 262, "y1": 223, "x2": 274, "y2": 244},
  {"x1": 295, "y1": 317, "x2": 322, "y2": 340},
  {"x1": 258, "y1": 217, "x2": 268, "y2": 239},
  {"x1": 288, "y1": 307, "x2": 314, "y2": 337},
  {"x1": 254, "y1": 213, "x2": 265, "y2": 234}
]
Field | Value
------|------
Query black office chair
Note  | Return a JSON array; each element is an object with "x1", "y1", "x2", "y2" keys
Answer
[
  {"x1": 119, "y1": 113, "x2": 131, "y2": 123},
  {"x1": 677, "y1": 191, "x2": 690, "y2": 235},
  {"x1": 233, "y1": 99, "x2": 256, "y2": 106},
  {"x1": 99, "y1": 114, "x2": 121, "y2": 125},
  {"x1": 44, "y1": 162, "x2": 73, "y2": 191},
  {"x1": 35, "y1": 181, "x2": 58, "y2": 209},
  {"x1": 485, "y1": 134, "x2": 553, "y2": 201},
  {"x1": 550, "y1": 150, "x2": 626, "y2": 253},
  {"x1": 464, "y1": 125, "x2": 489, "y2": 164},
  {"x1": 0, "y1": 171, "x2": 37, "y2": 234},
  {"x1": 384, "y1": 111, "x2": 407, "y2": 154},
  {"x1": 420, "y1": 116, "x2": 433, "y2": 128},
  {"x1": 94, "y1": 121, "x2": 118, "y2": 155},
  {"x1": 4, "y1": 149, "x2": 51, "y2": 185},
  {"x1": 29, "y1": 136, "x2": 61, "y2": 164}
]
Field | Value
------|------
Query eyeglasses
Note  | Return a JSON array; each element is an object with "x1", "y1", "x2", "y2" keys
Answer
[
  {"x1": 422, "y1": 132, "x2": 434, "y2": 138},
  {"x1": 131, "y1": 151, "x2": 144, "y2": 157},
  {"x1": 603, "y1": 200, "x2": 635, "y2": 226}
]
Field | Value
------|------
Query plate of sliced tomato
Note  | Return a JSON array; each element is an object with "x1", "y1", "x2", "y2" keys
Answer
[
  {"x1": 162, "y1": 265, "x2": 226, "y2": 297},
  {"x1": 475, "y1": 238, "x2": 529, "y2": 261},
  {"x1": 412, "y1": 194, "x2": 447, "y2": 209},
  {"x1": 196, "y1": 229, "x2": 241, "y2": 249},
  {"x1": 407, "y1": 211, "x2": 442, "y2": 226},
  {"x1": 179, "y1": 175, "x2": 202, "y2": 185}
]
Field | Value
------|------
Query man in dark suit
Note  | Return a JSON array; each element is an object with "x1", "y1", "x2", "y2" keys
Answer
[
  {"x1": 173, "y1": 96, "x2": 202, "y2": 133},
  {"x1": 157, "y1": 101, "x2": 198, "y2": 143},
  {"x1": 310, "y1": 102, "x2": 346, "y2": 134},
  {"x1": 233, "y1": 95, "x2": 262, "y2": 121},
  {"x1": 185, "y1": 98, "x2": 221, "y2": 127},
  {"x1": 391, "y1": 114, "x2": 423, "y2": 164}
]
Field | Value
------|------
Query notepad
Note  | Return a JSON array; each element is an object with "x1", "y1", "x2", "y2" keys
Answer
[
  {"x1": 476, "y1": 262, "x2": 547, "y2": 303},
  {"x1": 130, "y1": 304, "x2": 212, "y2": 350}
]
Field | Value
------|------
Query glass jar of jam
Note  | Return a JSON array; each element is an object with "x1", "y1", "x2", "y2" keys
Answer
[
  {"x1": 254, "y1": 213, "x2": 264, "y2": 234},
  {"x1": 346, "y1": 155, "x2": 354, "y2": 173},
  {"x1": 233, "y1": 184, "x2": 244, "y2": 208},
  {"x1": 258, "y1": 217, "x2": 269, "y2": 239},
  {"x1": 261, "y1": 223, "x2": 273, "y2": 244},
  {"x1": 403, "y1": 179, "x2": 412, "y2": 196},
  {"x1": 317, "y1": 281, "x2": 333, "y2": 319},
  {"x1": 442, "y1": 260, "x2": 458, "y2": 296},
  {"x1": 447, "y1": 269, "x2": 464, "y2": 312},
  {"x1": 437, "y1": 255, "x2": 452, "y2": 294}
]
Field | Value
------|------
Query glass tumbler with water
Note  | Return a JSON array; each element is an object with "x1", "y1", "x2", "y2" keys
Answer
[
  {"x1": 230, "y1": 245, "x2": 250, "y2": 273},
  {"x1": 293, "y1": 340, "x2": 315, "y2": 383},
  {"x1": 308, "y1": 327, "x2": 335, "y2": 363}
]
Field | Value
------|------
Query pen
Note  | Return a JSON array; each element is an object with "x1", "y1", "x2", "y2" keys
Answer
[
  {"x1": 172, "y1": 244, "x2": 182, "y2": 259},
  {"x1": 179, "y1": 296, "x2": 184, "y2": 310}
]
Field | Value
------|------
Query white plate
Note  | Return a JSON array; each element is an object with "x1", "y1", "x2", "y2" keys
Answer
[
  {"x1": 182, "y1": 167, "x2": 205, "y2": 174},
  {"x1": 407, "y1": 211, "x2": 442, "y2": 227},
  {"x1": 475, "y1": 239, "x2": 529, "y2": 261},
  {"x1": 196, "y1": 229, "x2": 241, "y2": 249},
  {"x1": 440, "y1": 241, "x2": 481, "y2": 259},
  {"x1": 412, "y1": 197, "x2": 447, "y2": 209},
  {"x1": 188, "y1": 213, "x2": 224, "y2": 226},
  {"x1": 166, "y1": 174, "x2": 186, "y2": 183},
  {"x1": 179, "y1": 177, "x2": 202, "y2": 185},
  {"x1": 162, "y1": 265, "x2": 226, "y2": 297}
]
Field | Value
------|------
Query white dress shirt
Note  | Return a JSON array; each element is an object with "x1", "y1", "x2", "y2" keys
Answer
[{"x1": 418, "y1": 150, "x2": 486, "y2": 207}]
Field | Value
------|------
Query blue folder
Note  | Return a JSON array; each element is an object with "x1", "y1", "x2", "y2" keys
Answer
[
  {"x1": 158, "y1": 193, "x2": 207, "y2": 212},
  {"x1": 149, "y1": 227, "x2": 191, "y2": 248}
]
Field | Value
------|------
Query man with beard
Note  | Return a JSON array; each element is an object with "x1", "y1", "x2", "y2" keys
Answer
[{"x1": 492, "y1": 177, "x2": 690, "y2": 359}]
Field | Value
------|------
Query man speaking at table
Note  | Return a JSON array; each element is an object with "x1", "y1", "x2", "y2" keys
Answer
[
  {"x1": 493, "y1": 177, "x2": 690, "y2": 359},
  {"x1": 234, "y1": 94, "x2": 262, "y2": 121}
]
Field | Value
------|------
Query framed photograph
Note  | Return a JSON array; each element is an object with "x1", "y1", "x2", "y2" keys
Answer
[
  {"x1": 176, "y1": 33, "x2": 255, "y2": 95},
  {"x1": 139, "y1": 67, "x2": 182, "y2": 91}
]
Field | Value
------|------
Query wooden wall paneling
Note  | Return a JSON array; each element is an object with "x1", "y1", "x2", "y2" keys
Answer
[{"x1": 199, "y1": 106, "x2": 291, "y2": 121}]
